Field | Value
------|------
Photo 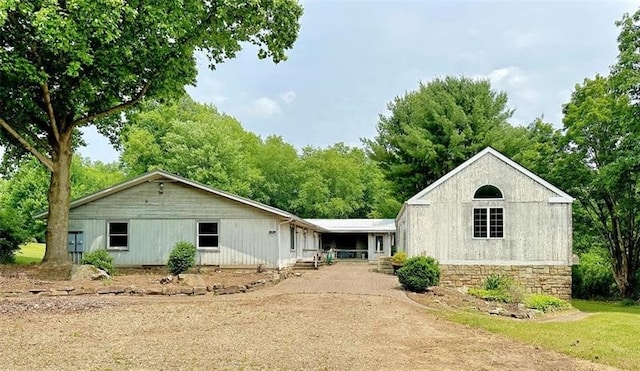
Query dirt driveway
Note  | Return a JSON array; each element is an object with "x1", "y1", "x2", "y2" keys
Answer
[{"x1": 0, "y1": 263, "x2": 615, "y2": 370}]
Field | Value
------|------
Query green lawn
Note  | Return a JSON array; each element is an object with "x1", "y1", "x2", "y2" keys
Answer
[
  {"x1": 435, "y1": 300, "x2": 640, "y2": 370},
  {"x1": 14, "y1": 243, "x2": 45, "y2": 265}
]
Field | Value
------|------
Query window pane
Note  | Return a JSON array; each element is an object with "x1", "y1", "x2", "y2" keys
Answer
[
  {"x1": 109, "y1": 222, "x2": 128, "y2": 235},
  {"x1": 490, "y1": 208, "x2": 504, "y2": 238},
  {"x1": 473, "y1": 208, "x2": 487, "y2": 238},
  {"x1": 109, "y1": 235, "x2": 128, "y2": 248},
  {"x1": 199, "y1": 222, "x2": 218, "y2": 235},
  {"x1": 474, "y1": 185, "x2": 503, "y2": 199},
  {"x1": 199, "y1": 235, "x2": 219, "y2": 248}
]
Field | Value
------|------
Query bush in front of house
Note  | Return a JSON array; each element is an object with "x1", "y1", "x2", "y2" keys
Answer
[
  {"x1": 391, "y1": 251, "x2": 407, "y2": 266},
  {"x1": 397, "y1": 256, "x2": 440, "y2": 292},
  {"x1": 81, "y1": 248, "x2": 115, "y2": 275},
  {"x1": 468, "y1": 274, "x2": 517, "y2": 303},
  {"x1": 167, "y1": 241, "x2": 196, "y2": 275}
]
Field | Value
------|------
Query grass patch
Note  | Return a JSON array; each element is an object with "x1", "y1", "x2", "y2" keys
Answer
[
  {"x1": 14, "y1": 243, "x2": 45, "y2": 265},
  {"x1": 435, "y1": 300, "x2": 640, "y2": 370},
  {"x1": 572, "y1": 299, "x2": 640, "y2": 314}
]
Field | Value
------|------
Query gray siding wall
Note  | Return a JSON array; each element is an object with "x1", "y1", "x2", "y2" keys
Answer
[
  {"x1": 406, "y1": 153, "x2": 572, "y2": 265},
  {"x1": 69, "y1": 181, "x2": 283, "y2": 267},
  {"x1": 367, "y1": 233, "x2": 393, "y2": 261}
]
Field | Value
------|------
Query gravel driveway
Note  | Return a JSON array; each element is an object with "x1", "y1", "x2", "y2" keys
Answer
[{"x1": 0, "y1": 263, "x2": 615, "y2": 370}]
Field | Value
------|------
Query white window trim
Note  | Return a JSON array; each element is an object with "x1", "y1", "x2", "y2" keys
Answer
[
  {"x1": 472, "y1": 207, "x2": 504, "y2": 239},
  {"x1": 106, "y1": 220, "x2": 129, "y2": 251},
  {"x1": 197, "y1": 220, "x2": 220, "y2": 250}
]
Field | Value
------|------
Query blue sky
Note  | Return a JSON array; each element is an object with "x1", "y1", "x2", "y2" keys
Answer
[{"x1": 79, "y1": 1, "x2": 638, "y2": 163}]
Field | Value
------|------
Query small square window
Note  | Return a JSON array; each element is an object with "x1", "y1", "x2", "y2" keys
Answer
[
  {"x1": 107, "y1": 221, "x2": 128, "y2": 250},
  {"x1": 198, "y1": 221, "x2": 219, "y2": 249}
]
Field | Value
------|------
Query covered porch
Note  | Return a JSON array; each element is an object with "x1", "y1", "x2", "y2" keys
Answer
[{"x1": 305, "y1": 219, "x2": 395, "y2": 263}]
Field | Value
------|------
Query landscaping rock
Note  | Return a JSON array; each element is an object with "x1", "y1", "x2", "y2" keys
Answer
[
  {"x1": 218, "y1": 285, "x2": 242, "y2": 295},
  {"x1": 147, "y1": 288, "x2": 163, "y2": 295},
  {"x1": 91, "y1": 269, "x2": 110, "y2": 281},
  {"x1": 193, "y1": 286, "x2": 207, "y2": 295},
  {"x1": 162, "y1": 286, "x2": 180, "y2": 295},
  {"x1": 68, "y1": 289, "x2": 86, "y2": 296},
  {"x1": 159, "y1": 275, "x2": 174, "y2": 285},
  {"x1": 178, "y1": 274, "x2": 206, "y2": 287},
  {"x1": 70, "y1": 265, "x2": 100, "y2": 281},
  {"x1": 180, "y1": 287, "x2": 194, "y2": 295},
  {"x1": 29, "y1": 288, "x2": 47, "y2": 294}
]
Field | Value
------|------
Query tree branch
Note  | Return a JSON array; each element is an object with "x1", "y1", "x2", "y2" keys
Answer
[
  {"x1": 41, "y1": 81, "x2": 61, "y2": 143},
  {"x1": 71, "y1": 79, "x2": 152, "y2": 128},
  {"x1": 0, "y1": 116, "x2": 53, "y2": 170}
]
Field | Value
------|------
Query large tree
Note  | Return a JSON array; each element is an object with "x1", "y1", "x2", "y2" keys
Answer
[
  {"x1": 364, "y1": 76, "x2": 515, "y2": 201},
  {"x1": 0, "y1": 1, "x2": 303, "y2": 264}
]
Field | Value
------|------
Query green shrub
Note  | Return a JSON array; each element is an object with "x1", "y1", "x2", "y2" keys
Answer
[
  {"x1": 0, "y1": 208, "x2": 29, "y2": 264},
  {"x1": 525, "y1": 294, "x2": 570, "y2": 312},
  {"x1": 167, "y1": 241, "x2": 196, "y2": 275},
  {"x1": 397, "y1": 256, "x2": 440, "y2": 292},
  {"x1": 81, "y1": 249, "x2": 115, "y2": 275},
  {"x1": 468, "y1": 274, "x2": 521, "y2": 303},
  {"x1": 468, "y1": 288, "x2": 511, "y2": 303},
  {"x1": 391, "y1": 251, "x2": 407, "y2": 265},
  {"x1": 572, "y1": 248, "x2": 617, "y2": 299},
  {"x1": 484, "y1": 274, "x2": 513, "y2": 291}
]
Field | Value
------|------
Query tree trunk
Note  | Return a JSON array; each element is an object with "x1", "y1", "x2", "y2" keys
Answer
[{"x1": 42, "y1": 137, "x2": 73, "y2": 264}]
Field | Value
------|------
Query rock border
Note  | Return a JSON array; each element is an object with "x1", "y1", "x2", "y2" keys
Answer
[{"x1": 0, "y1": 267, "x2": 296, "y2": 298}]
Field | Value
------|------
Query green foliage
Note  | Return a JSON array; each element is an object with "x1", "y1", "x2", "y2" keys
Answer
[
  {"x1": 525, "y1": 294, "x2": 570, "y2": 312},
  {"x1": 0, "y1": 207, "x2": 29, "y2": 264},
  {"x1": 572, "y1": 247, "x2": 617, "y2": 299},
  {"x1": 0, "y1": 157, "x2": 124, "y2": 242},
  {"x1": 81, "y1": 249, "x2": 115, "y2": 275},
  {"x1": 469, "y1": 274, "x2": 521, "y2": 303},
  {"x1": 390, "y1": 251, "x2": 407, "y2": 265},
  {"x1": 364, "y1": 76, "x2": 515, "y2": 202},
  {"x1": 122, "y1": 98, "x2": 398, "y2": 218},
  {"x1": 621, "y1": 298, "x2": 638, "y2": 307},
  {"x1": 396, "y1": 256, "x2": 440, "y2": 292},
  {"x1": 558, "y1": 9, "x2": 640, "y2": 298},
  {"x1": 167, "y1": 241, "x2": 196, "y2": 275},
  {"x1": 467, "y1": 288, "x2": 511, "y2": 303},
  {"x1": 483, "y1": 274, "x2": 513, "y2": 291}
]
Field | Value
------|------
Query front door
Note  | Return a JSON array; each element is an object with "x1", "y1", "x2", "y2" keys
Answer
[{"x1": 67, "y1": 232, "x2": 85, "y2": 264}]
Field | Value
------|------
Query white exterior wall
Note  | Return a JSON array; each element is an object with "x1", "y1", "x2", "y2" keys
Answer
[
  {"x1": 68, "y1": 181, "x2": 320, "y2": 268},
  {"x1": 405, "y1": 153, "x2": 572, "y2": 265},
  {"x1": 367, "y1": 233, "x2": 393, "y2": 261}
]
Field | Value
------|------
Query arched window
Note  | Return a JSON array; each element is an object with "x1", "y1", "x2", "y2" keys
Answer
[
  {"x1": 472, "y1": 185, "x2": 504, "y2": 238},
  {"x1": 474, "y1": 185, "x2": 503, "y2": 199}
]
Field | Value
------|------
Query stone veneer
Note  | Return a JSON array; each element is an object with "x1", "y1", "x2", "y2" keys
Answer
[{"x1": 439, "y1": 264, "x2": 572, "y2": 299}]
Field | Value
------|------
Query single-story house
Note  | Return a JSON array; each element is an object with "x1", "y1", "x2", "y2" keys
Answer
[
  {"x1": 37, "y1": 170, "x2": 325, "y2": 269},
  {"x1": 305, "y1": 219, "x2": 395, "y2": 262},
  {"x1": 396, "y1": 147, "x2": 574, "y2": 298}
]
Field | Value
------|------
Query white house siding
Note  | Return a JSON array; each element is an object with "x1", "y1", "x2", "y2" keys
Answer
[
  {"x1": 68, "y1": 181, "x2": 281, "y2": 267},
  {"x1": 367, "y1": 233, "x2": 393, "y2": 261},
  {"x1": 406, "y1": 153, "x2": 572, "y2": 266}
]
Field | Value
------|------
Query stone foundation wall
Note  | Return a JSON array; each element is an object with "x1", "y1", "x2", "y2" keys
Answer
[{"x1": 439, "y1": 264, "x2": 572, "y2": 299}]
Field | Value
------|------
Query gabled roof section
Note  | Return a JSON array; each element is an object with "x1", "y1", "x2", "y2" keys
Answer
[
  {"x1": 407, "y1": 147, "x2": 574, "y2": 204},
  {"x1": 35, "y1": 170, "x2": 325, "y2": 231},
  {"x1": 305, "y1": 219, "x2": 396, "y2": 233}
]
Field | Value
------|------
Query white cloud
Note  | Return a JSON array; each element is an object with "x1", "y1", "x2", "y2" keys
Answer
[
  {"x1": 280, "y1": 91, "x2": 296, "y2": 104},
  {"x1": 249, "y1": 97, "x2": 282, "y2": 117}
]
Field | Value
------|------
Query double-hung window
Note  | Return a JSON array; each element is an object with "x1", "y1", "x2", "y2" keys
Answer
[
  {"x1": 107, "y1": 221, "x2": 129, "y2": 250},
  {"x1": 198, "y1": 221, "x2": 219, "y2": 249}
]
